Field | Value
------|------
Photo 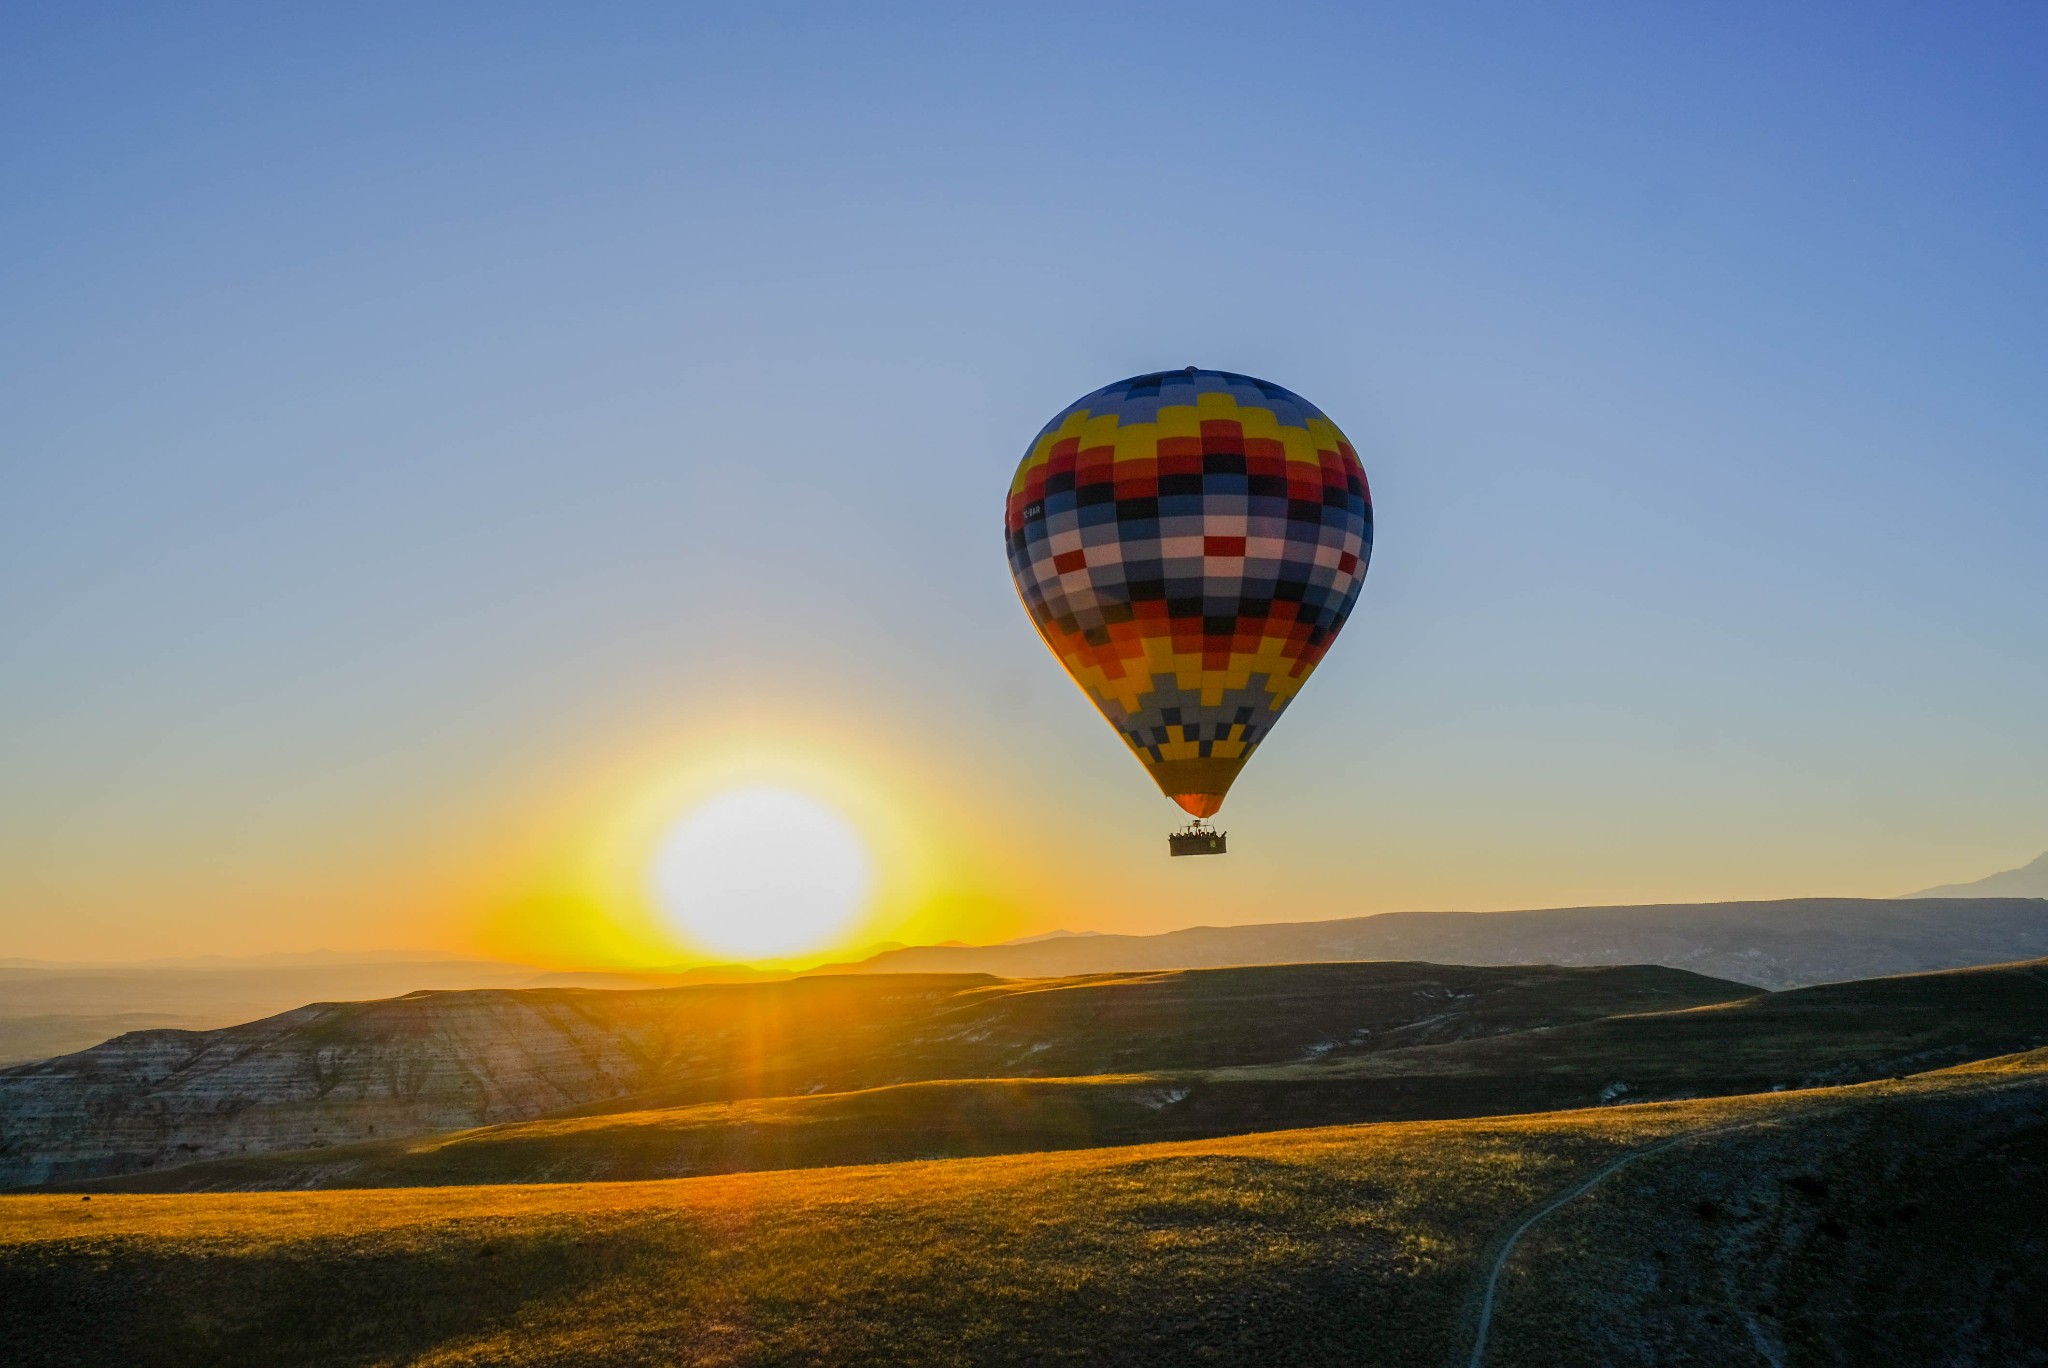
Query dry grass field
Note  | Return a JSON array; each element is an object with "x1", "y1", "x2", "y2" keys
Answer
[{"x1": 6, "y1": 1052, "x2": 2046, "y2": 1367}]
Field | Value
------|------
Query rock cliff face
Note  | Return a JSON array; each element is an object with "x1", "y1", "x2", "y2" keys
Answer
[
  {"x1": 0, "y1": 976, "x2": 1017, "y2": 1189},
  {"x1": 0, "y1": 991, "x2": 679, "y2": 1188},
  {"x1": 0, "y1": 963, "x2": 1748, "y2": 1189}
]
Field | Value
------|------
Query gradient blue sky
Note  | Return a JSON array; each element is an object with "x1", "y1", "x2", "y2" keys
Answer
[{"x1": 4, "y1": 3, "x2": 2045, "y2": 962}]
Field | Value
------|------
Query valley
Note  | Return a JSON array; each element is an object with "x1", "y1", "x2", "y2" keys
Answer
[{"x1": 4, "y1": 953, "x2": 2045, "y2": 1365}]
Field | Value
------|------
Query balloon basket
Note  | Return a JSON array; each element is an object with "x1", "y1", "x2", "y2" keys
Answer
[{"x1": 1168, "y1": 820, "x2": 1227, "y2": 857}]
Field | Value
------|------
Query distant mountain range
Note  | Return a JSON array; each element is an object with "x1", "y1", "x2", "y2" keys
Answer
[
  {"x1": 1908, "y1": 850, "x2": 2048, "y2": 899},
  {"x1": 818, "y1": 897, "x2": 2048, "y2": 991}
]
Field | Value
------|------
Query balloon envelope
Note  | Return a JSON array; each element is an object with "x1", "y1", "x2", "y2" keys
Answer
[{"x1": 1005, "y1": 368, "x2": 1373, "y2": 817}]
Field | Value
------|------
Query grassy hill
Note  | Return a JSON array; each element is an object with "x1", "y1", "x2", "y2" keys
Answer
[
  {"x1": 68, "y1": 957, "x2": 2048, "y2": 1193},
  {"x1": 3, "y1": 1054, "x2": 2044, "y2": 1367},
  {"x1": 1483, "y1": 1047, "x2": 2048, "y2": 1366},
  {"x1": 1227, "y1": 954, "x2": 2048, "y2": 1096},
  {"x1": 0, "y1": 962, "x2": 1746, "y2": 1189}
]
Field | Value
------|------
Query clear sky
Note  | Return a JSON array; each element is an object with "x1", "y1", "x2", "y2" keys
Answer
[{"x1": 4, "y1": 3, "x2": 2045, "y2": 965}]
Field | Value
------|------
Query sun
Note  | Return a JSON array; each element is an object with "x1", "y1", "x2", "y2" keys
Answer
[{"x1": 648, "y1": 784, "x2": 875, "y2": 961}]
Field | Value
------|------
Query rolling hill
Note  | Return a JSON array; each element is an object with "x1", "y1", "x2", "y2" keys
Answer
[
  {"x1": 3, "y1": 1052, "x2": 2043, "y2": 1368},
  {"x1": 69, "y1": 957, "x2": 2048, "y2": 1193},
  {"x1": 0, "y1": 962, "x2": 1743, "y2": 1190}
]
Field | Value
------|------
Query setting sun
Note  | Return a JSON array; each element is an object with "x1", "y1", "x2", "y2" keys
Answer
[{"x1": 648, "y1": 785, "x2": 875, "y2": 961}]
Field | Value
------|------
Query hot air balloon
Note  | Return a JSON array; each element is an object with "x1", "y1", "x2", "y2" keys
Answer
[{"x1": 1005, "y1": 368, "x2": 1373, "y2": 855}]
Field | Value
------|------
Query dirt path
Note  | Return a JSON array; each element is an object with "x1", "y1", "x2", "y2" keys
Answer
[{"x1": 1459, "y1": 1122, "x2": 1759, "y2": 1368}]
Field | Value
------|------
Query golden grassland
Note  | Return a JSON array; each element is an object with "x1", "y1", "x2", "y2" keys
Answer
[
  {"x1": 9, "y1": 1056, "x2": 2045, "y2": 1368},
  {"x1": 0, "y1": 1108, "x2": 1724, "y2": 1368}
]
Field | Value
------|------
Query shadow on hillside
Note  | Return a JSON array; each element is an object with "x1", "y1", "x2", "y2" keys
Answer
[{"x1": 0, "y1": 1227, "x2": 630, "y2": 1368}]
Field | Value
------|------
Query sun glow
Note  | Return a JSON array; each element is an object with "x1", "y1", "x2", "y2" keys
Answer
[
  {"x1": 477, "y1": 711, "x2": 1017, "y2": 968},
  {"x1": 649, "y1": 784, "x2": 875, "y2": 960}
]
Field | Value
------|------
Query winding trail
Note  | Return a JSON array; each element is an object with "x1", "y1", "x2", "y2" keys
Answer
[{"x1": 1461, "y1": 1122, "x2": 1759, "y2": 1368}]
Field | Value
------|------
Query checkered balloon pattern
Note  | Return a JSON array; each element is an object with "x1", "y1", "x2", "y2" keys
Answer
[{"x1": 1006, "y1": 368, "x2": 1373, "y2": 817}]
